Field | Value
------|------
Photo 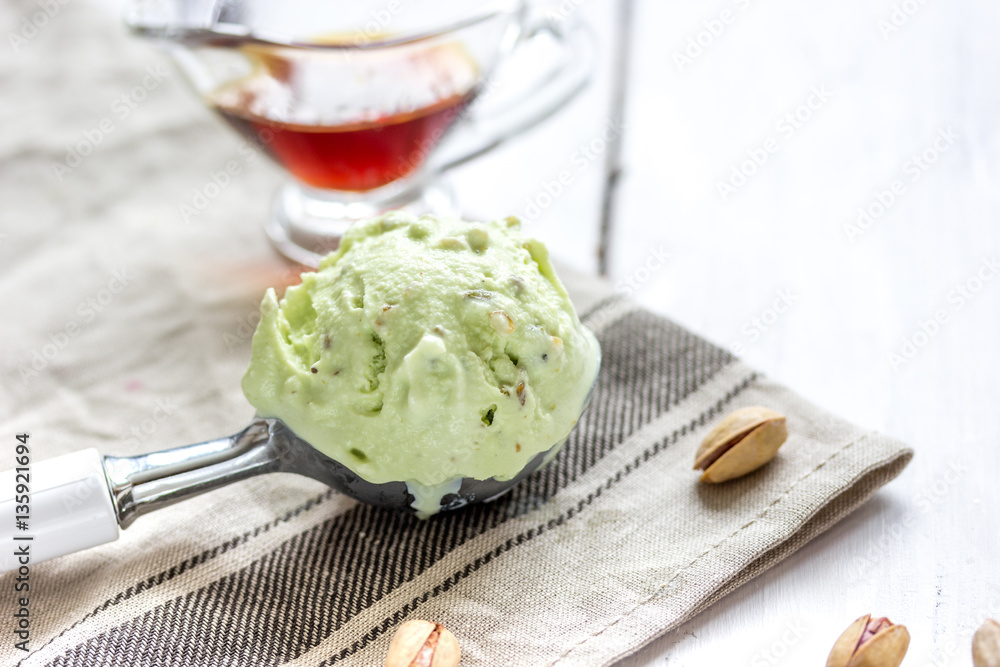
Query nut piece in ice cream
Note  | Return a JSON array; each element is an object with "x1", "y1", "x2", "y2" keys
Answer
[
  {"x1": 384, "y1": 620, "x2": 460, "y2": 667},
  {"x1": 694, "y1": 406, "x2": 788, "y2": 483},
  {"x1": 826, "y1": 614, "x2": 909, "y2": 667}
]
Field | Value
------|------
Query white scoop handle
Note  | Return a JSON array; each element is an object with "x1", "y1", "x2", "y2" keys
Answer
[
  {"x1": 0, "y1": 449, "x2": 119, "y2": 573},
  {"x1": 0, "y1": 421, "x2": 277, "y2": 572}
]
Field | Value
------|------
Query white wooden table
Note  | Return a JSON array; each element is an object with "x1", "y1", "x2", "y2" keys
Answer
[
  {"x1": 457, "y1": 0, "x2": 1000, "y2": 664},
  {"x1": 21, "y1": 0, "x2": 1000, "y2": 664}
]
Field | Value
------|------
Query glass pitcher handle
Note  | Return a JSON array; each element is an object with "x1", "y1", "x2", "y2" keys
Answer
[{"x1": 429, "y1": 16, "x2": 597, "y2": 174}]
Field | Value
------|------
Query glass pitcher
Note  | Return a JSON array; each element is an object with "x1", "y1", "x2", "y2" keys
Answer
[{"x1": 126, "y1": 0, "x2": 595, "y2": 266}]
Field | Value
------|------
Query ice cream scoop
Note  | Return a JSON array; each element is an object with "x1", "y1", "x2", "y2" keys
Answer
[
  {"x1": 0, "y1": 399, "x2": 593, "y2": 573},
  {"x1": 0, "y1": 214, "x2": 600, "y2": 570}
]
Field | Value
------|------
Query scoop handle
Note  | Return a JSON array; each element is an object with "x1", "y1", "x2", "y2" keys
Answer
[
  {"x1": 0, "y1": 420, "x2": 282, "y2": 571},
  {"x1": 0, "y1": 449, "x2": 119, "y2": 573},
  {"x1": 103, "y1": 419, "x2": 280, "y2": 529}
]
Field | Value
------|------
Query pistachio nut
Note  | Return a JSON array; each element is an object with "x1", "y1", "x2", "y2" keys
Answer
[
  {"x1": 694, "y1": 406, "x2": 788, "y2": 483},
  {"x1": 490, "y1": 310, "x2": 515, "y2": 335},
  {"x1": 384, "y1": 619, "x2": 461, "y2": 667},
  {"x1": 974, "y1": 619, "x2": 1000, "y2": 667},
  {"x1": 826, "y1": 614, "x2": 909, "y2": 667}
]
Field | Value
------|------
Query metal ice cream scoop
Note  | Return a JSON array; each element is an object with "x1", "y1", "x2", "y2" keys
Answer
[{"x1": 0, "y1": 378, "x2": 595, "y2": 573}]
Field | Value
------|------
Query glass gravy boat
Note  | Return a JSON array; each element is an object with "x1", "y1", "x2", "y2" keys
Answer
[{"x1": 126, "y1": 0, "x2": 595, "y2": 265}]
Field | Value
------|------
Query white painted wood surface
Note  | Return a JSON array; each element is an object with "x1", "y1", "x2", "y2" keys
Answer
[
  {"x1": 16, "y1": 0, "x2": 1000, "y2": 664},
  {"x1": 605, "y1": 0, "x2": 1000, "y2": 665},
  {"x1": 466, "y1": 0, "x2": 1000, "y2": 664}
]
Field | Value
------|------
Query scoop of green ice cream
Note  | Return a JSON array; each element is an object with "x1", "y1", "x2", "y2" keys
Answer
[{"x1": 241, "y1": 213, "x2": 600, "y2": 513}]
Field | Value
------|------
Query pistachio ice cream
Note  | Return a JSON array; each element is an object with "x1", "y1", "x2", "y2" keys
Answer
[{"x1": 242, "y1": 213, "x2": 600, "y2": 515}]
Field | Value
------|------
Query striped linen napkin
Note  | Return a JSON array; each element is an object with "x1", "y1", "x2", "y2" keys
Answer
[{"x1": 1, "y1": 284, "x2": 912, "y2": 666}]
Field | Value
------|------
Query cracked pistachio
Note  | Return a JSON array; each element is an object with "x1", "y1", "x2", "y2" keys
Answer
[
  {"x1": 827, "y1": 615, "x2": 909, "y2": 667},
  {"x1": 384, "y1": 620, "x2": 460, "y2": 667},
  {"x1": 694, "y1": 406, "x2": 788, "y2": 483},
  {"x1": 974, "y1": 619, "x2": 1000, "y2": 667}
]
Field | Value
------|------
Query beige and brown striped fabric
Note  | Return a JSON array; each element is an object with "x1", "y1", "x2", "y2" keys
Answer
[{"x1": 0, "y1": 3, "x2": 911, "y2": 665}]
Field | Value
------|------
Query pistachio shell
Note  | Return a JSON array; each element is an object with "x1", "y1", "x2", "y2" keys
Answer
[
  {"x1": 430, "y1": 628, "x2": 460, "y2": 667},
  {"x1": 826, "y1": 615, "x2": 909, "y2": 667},
  {"x1": 694, "y1": 406, "x2": 785, "y2": 470},
  {"x1": 384, "y1": 620, "x2": 461, "y2": 667},
  {"x1": 827, "y1": 615, "x2": 869, "y2": 667},
  {"x1": 385, "y1": 620, "x2": 435, "y2": 667},
  {"x1": 849, "y1": 624, "x2": 909, "y2": 667},
  {"x1": 697, "y1": 411, "x2": 788, "y2": 483},
  {"x1": 974, "y1": 619, "x2": 1000, "y2": 667}
]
